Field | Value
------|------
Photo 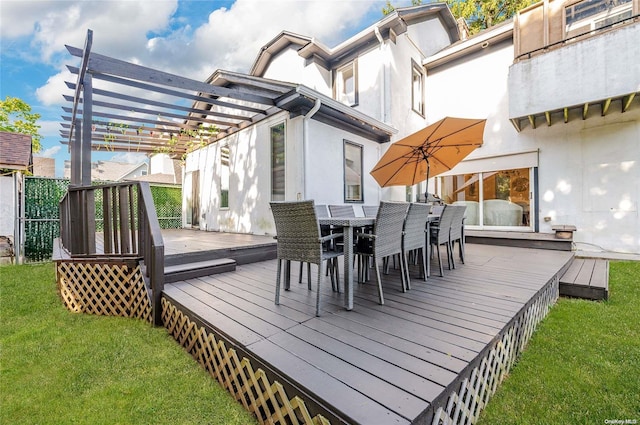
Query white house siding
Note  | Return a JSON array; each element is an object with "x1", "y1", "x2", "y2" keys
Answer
[
  {"x1": 304, "y1": 118, "x2": 383, "y2": 208},
  {"x1": 406, "y1": 15, "x2": 456, "y2": 58},
  {"x1": 425, "y1": 36, "x2": 640, "y2": 253},
  {"x1": 262, "y1": 48, "x2": 332, "y2": 97},
  {"x1": 184, "y1": 112, "x2": 294, "y2": 235}
]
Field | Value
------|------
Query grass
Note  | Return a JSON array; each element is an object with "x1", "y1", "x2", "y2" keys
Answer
[
  {"x1": 478, "y1": 261, "x2": 640, "y2": 424},
  {"x1": 0, "y1": 262, "x2": 257, "y2": 425}
]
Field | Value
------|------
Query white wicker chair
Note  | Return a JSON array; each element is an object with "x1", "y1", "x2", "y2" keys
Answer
[
  {"x1": 270, "y1": 201, "x2": 344, "y2": 316},
  {"x1": 354, "y1": 201, "x2": 409, "y2": 305},
  {"x1": 401, "y1": 203, "x2": 430, "y2": 290}
]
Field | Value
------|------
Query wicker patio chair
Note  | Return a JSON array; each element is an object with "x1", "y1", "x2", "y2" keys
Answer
[
  {"x1": 299, "y1": 204, "x2": 333, "y2": 284},
  {"x1": 329, "y1": 204, "x2": 356, "y2": 217},
  {"x1": 354, "y1": 201, "x2": 409, "y2": 305},
  {"x1": 362, "y1": 205, "x2": 379, "y2": 217},
  {"x1": 401, "y1": 203, "x2": 430, "y2": 289},
  {"x1": 449, "y1": 204, "x2": 467, "y2": 267},
  {"x1": 270, "y1": 201, "x2": 343, "y2": 316},
  {"x1": 430, "y1": 204, "x2": 455, "y2": 277}
]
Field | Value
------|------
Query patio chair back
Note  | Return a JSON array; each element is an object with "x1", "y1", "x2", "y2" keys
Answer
[
  {"x1": 449, "y1": 205, "x2": 466, "y2": 242},
  {"x1": 403, "y1": 203, "x2": 430, "y2": 252},
  {"x1": 433, "y1": 204, "x2": 454, "y2": 246},
  {"x1": 373, "y1": 201, "x2": 410, "y2": 259},
  {"x1": 314, "y1": 204, "x2": 329, "y2": 218},
  {"x1": 270, "y1": 200, "x2": 322, "y2": 265},
  {"x1": 362, "y1": 205, "x2": 379, "y2": 217},
  {"x1": 329, "y1": 204, "x2": 356, "y2": 217}
]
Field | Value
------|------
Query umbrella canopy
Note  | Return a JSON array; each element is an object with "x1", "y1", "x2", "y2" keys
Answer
[{"x1": 370, "y1": 117, "x2": 486, "y2": 188}]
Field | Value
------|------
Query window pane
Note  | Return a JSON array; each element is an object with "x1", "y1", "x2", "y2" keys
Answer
[
  {"x1": 344, "y1": 141, "x2": 363, "y2": 202},
  {"x1": 220, "y1": 146, "x2": 230, "y2": 208},
  {"x1": 565, "y1": 0, "x2": 632, "y2": 36},
  {"x1": 412, "y1": 65, "x2": 423, "y2": 115},
  {"x1": 440, "y1": 168, "x2": 531, "y2": 227},
  {"x1": 271, "y1": 123, "x2": 285, "y2": 201},
  {"x1": 337, "y1": 63, "x2": 356, "y2": 105}
]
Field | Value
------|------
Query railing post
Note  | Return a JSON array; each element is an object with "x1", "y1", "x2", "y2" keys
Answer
[{"x1": 151, "y1": 245, "x2": 165, "y2": 326}]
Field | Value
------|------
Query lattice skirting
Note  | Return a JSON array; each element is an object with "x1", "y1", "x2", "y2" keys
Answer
[
  {"x1": 161, "y1": 297, "x2": 330, "y2": 425},
  {"x1": 431, "y1": 275, "x2": 560, "y2": 425},
  {"x1": 56, "y1": 260, "x2": 152, "y2": 323}
]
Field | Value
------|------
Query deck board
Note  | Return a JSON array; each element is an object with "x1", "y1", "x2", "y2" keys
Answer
[{"x1": 163, "y1": 243, "x2": 573, "y2": 424}]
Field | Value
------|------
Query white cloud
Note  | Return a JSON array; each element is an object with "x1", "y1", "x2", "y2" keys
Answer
[
  {"x1": 38, "y1": 120, "x2": 63, "y2": 137},
  {"x1": 6, "y1": 1, "x2": 385, "y2": 106},
  {"x1": 39, "y1": 145, "x2": 61, "y2": 158}
]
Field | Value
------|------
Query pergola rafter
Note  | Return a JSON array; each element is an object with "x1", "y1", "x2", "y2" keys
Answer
[{"x1": 62, "y1": 30, "x2": 394, "y2": 186}]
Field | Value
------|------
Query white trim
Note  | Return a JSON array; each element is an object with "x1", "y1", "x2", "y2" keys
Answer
[{"x1": 439, "y1": 150, "x2": 539, "y2": 176}]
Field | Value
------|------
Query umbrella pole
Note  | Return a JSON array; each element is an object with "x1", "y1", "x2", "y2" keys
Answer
[{"x1": 424, "y1": 158, "x2": 431, "y2": 202}]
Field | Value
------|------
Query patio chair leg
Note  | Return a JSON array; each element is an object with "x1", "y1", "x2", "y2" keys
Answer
[
  {"x1": 315, "y1": 265, "x2": 322, "y2": 316},
  {"x1": 448, "y1": 241, "x2": 454, "y2": 270},
  {"x1": 436, "y1": 244, "x2": 444, "y2": 277},
  {"x1": 374, "y1": 256, "x2": 385, "y2": 305},
  {"x1": 334, "y1": 258, "x2": 340, "y2": 293},
  {"x1": 275, "y1": 259, "x2": 282, "y2": 305},
  {"x1": 402, "y1": 253, "x2": 410, "y2": 291}
]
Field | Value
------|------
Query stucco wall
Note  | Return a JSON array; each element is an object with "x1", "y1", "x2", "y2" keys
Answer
[
  {"x1": 426, "y1": 36, "x2": 640, "y2": 253},
  {"x1": 509, "y1": 23, "x2": 640, "y2": 117},
  {"x1": 263, "y1": 48, "x2": 332, "y2": 96}
]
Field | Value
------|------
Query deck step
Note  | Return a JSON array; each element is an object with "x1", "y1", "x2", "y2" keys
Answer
[
  {"x1": 465, "y1": 230, "x2": 573, "y2": 251},
  {"x1": 559, "y1": 258, "x2": 609, "y2": 300},
  {"x1": 164, "y1": 258, "x2": 236, "y2": 283}
]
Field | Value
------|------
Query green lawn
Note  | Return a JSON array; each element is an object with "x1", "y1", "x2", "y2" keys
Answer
[
  {"x1": 0, "y1": 262, "x2": 257, "y2": 425},
  {"x1": 478, "y1": 261, "x2": 640, "y2": 424}
]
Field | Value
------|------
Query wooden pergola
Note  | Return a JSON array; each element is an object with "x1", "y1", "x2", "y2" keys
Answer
[{"x1": 62, "y1": 30, "x2": 393, "y2": 186}]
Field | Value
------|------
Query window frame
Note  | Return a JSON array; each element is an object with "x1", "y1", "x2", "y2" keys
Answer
[
  {"x1": 220, "y1": 145, "x2": 230, "y2": 209},
  {"x1": 270, "y1": 122, "x2": 286, "y2": 202},
  {"x1": 343, "y1": 140, "x2": 364, "y2": 203},
  {"x1": 334, "y1": 60, "x2": 358, "y2": 107},
  {"x1": 411, "y1": 59, "x2": 425, "y2": 117}
]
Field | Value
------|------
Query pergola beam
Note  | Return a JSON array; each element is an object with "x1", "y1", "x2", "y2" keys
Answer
[{"x1": 66, "y1": 45, "x2": 277, "y2": 105}]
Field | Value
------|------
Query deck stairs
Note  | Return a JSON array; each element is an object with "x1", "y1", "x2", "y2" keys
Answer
[
  {"x1": 559, "y1": 257, "x2": 609, "y2": 300},
  {"x1": 163, "y1": 241, "x2": 276, "y2": 283}
]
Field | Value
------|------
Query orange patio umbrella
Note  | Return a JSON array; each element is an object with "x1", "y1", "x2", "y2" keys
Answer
[{"x1": 370, "y1": 117, "x2": 486, "y2": 193}]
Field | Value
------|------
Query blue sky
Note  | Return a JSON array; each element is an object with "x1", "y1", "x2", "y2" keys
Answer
[{"x1": 0, "y1": 0, "x2": 405, "y2": 177}]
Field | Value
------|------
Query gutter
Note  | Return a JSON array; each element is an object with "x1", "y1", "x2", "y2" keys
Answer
[
  {"x1": 374, "y1": 26, "x2": 388, "y2": 124},
  {"x1": 302, "y1": 98, "x2": 322, "y2": 199}
]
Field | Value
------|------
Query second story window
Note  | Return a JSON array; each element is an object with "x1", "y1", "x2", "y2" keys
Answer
[
  {"x1": 565, "y1": 0, "x2": 633, "y2": 37},
  {"x1": 335, "y1": 61, "x2": 358, "y2": 106},
  {"x1": 411, "y1": 60, "x2": 425, "y2": 116},
  {"x1": 220, "y1": 145, "x2": 230, "y2": 208}
]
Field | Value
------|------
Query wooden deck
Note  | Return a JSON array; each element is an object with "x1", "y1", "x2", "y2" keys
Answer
[{"x1": 161, "y1": 242, "x2": 573, "y2": 424}]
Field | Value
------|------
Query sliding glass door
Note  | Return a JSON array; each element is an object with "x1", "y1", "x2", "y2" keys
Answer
[{"x1": 439, "y1": 167, "x2": 533, "y2": 229}]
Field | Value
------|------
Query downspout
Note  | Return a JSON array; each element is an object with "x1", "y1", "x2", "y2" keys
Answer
[
  {"x1": 302, "y1": 98, "x2": 322, "y2": 199},
  {"x1": 374, "y1": 26, "x2": 387, "y2": 123}
]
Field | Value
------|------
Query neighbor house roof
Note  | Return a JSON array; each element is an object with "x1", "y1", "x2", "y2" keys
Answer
[
  {"x1": 0, "y1": 131, "x2": 33, "y2": 171},
  {"x1": 63, "y1": 160, "x2": 148, "y2": 182},
  {"x1": 250, "y1": 3, "x2": 459, "y2": 76}
]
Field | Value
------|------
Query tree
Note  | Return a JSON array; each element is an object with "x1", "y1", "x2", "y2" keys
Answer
[
  {"x1": 0, "y1": 96, "x2": 42, "y2": 153},
  {"x1": 446, "y1": 0, "x2": 537, "y2": 34},
  {"x1": 382, "y1": 0, "x2": 536, "y2": 35}
]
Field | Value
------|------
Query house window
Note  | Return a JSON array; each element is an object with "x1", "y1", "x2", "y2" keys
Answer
[
  {"x1": 271, "y1": 123, "x2": 285, "y2": 201},
  {"x1": 220, "y1": 145, "x2": 230, "y2": 208},
  {"x1": 344, "y1": 141, "x2": 363, "y2": 202},
  {"x1": 335, "y1": 61, "x2": 358, "y2": 106},
  {"x1": 411, "y1": 60, "x2": 425, "y2": 116},
  {"x1": 565, "y1": 0, "x2": 632, "y2": 37}
]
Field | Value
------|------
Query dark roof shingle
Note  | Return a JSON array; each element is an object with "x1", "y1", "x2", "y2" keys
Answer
[{"x1": 0, "y1": 131, "x2": 33, "y2": 170}]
